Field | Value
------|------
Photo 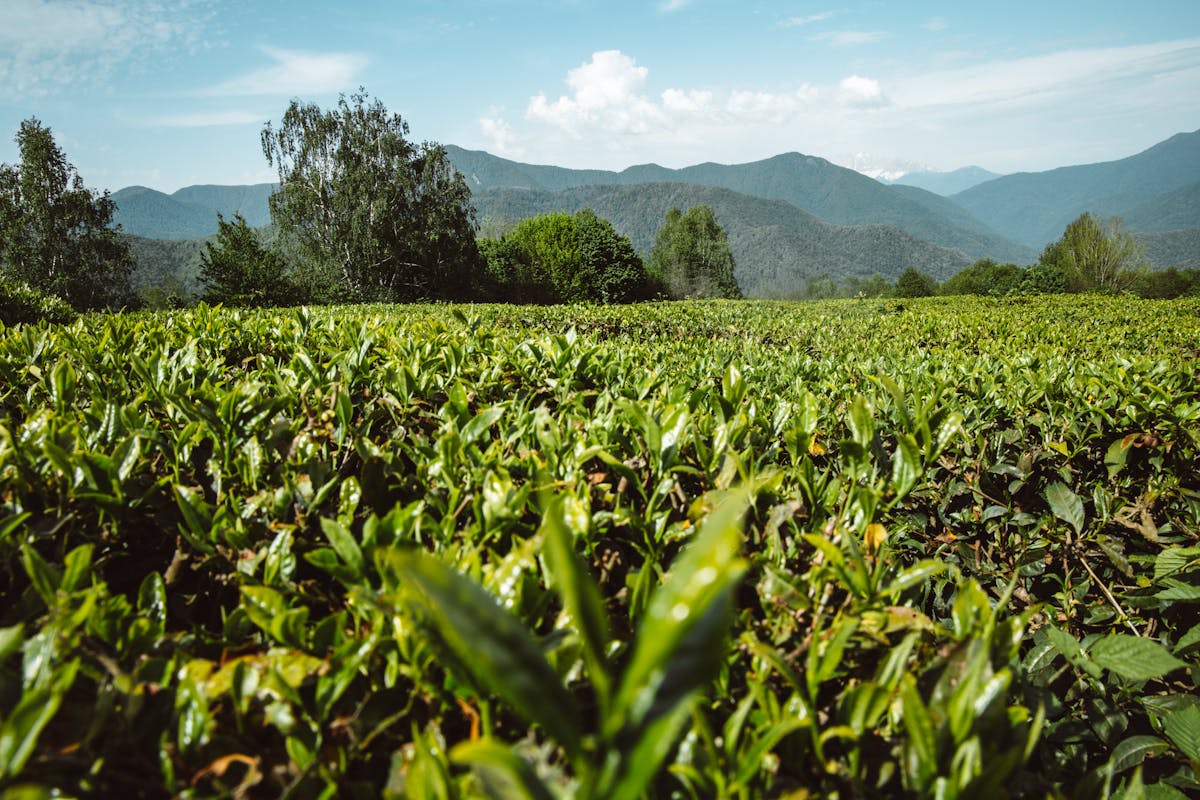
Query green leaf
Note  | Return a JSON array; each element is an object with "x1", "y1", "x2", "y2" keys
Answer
[
  {"x1": 539, "y1": 494, "x2": 612, "y2": 709},
  {"x1": 20, "y1": 543, "x2": 59, "y2": 605},
  {"x1": 890, "y1": 432, "x2": 922, "y2": 499},
  {"x1": 601, "y1": 491, "x2": 748, "y2": 799},
  {"x1": 1045, "y1": 482, "x2": 1085, "y2": 534},
  {"x1": 1163, "y1": 705, "x2": 1200, "y2": 763},
  {"x1": 60, "y1": 543, "x2": 94, "y2": 592},
  {"x1": 1109, "y1": 735, "x2": 1171, "y2": 774},
  {"x1": 460, "y1": 405, "x2": 506, "y2": 446},
  {"x1": 320, "y1": 517, "x2": 364, "y2": 576},
  {"x1": 0, "y1": 661, "x2": 77, "y2": 779},
  {"x1": 1090, "y1": 634, "x2": 1187, "y2": 682},
  {"x1": 1155, "y1": 579, "x2": 1200, "y2": 602},
  {"x1": 0, "y1": 624, "x2": 23, "y2": 662},
  {"x1": 450, "y1": 739, "x2": 556, "y2": 800},
  {"x1": 1154, "y1": 547, "x2": 1200, "y2": 582},
  {"x1": 386, "y1": 550, "x2": 582, "y2": 760},
  {"x1": 241, "y1": 585, "x2": 289, "y2": 637}
]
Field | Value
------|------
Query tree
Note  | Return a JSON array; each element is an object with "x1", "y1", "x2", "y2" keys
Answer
[
  {"x1": 199, "y1": 213, "x2": 298, "y2": 307},
  {"x1": 261, "y1": 89, "x2": 481, "y2": 303},
  {"x1": 649, "y1": 206, "x2": 741, "y2": 299},
  {"x1": 1042, "y1": 213, "x2": 1146, "y2": 293},
  {"x1": 479, "y1": 209, "x2": 650, "y2": 303},
  {"x1": 940, "y1": 258, "x2": 1024, "y2": 296},
  {"x1": 0, "y1": 118, "x2": 133, "y2": 310},
  {"x1": 893, "y1": 268, "x2": 938, "y2": 298}
]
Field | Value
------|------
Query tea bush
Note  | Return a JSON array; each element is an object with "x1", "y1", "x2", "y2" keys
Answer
[{"x1": 0, "y1": 296, "x2": 1197, "y2": 798}]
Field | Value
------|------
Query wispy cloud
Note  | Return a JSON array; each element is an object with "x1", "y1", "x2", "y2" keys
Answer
[
  {"x1": 150, "y1": 110, "x2": 268, "y2": 128},
  {"x1": 810, "y1": 30, "x2": 890, "y2": 47},
  {"x1": 483, "y1": 38, "x2": 1200, "y2": 174},
  {"x1": 204, "y1": 47, "x2": 368, "y2": 96},
  {"x1": 0, "y1": 0, "x2": 213, "y2": 98},
  {"x1": 480, "y1": 110, "x2": 523, "y2": 158},
  {"x1": 925, "y1": 17, "x2": 947, "y2": 32},
  {"x1": 781, "y1": 11, "x2": 834, "y2": 27},
  {"x1": 659, "y1": 0, "x2": 692, "y2": 12},
  {"x1": 892, "y1": 38, "x2": 1200, "y2": 111}
]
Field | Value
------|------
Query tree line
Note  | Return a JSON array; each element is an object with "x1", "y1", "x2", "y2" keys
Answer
[
  {"x1": 1, "y1": 91, "x2": 740, "y2": 320},
  {"x1": 2, "y1": 90, "x2": 1196, "y2": 323}
]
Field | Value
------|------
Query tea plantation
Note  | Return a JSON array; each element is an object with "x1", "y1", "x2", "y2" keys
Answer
[{"x1": 1, "y1": 296, "x2": 1197, "y2": 798}]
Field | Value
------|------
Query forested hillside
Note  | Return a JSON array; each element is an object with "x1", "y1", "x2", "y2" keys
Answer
[
  {"x1": 449, "y1": 146, "x2": 1030, "y2": 263},
  {"x1": 954, "y1": 129, "x2": 1200, "y2": 247},
  {"x1": 474, "y1": 182, "x2": 971, "y2": 297}
]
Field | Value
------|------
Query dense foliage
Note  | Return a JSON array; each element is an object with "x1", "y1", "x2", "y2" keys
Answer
[
  {"x1": 0, "y1": 119, "x2": 134, "y2": 311},
  {"x1": 199, "y1": 213, "x2": 298, "y2": 308},
  {"x1": 479, "y1": 210, "x2": 651, "y2": 303},
  {"x1": 648, "y1": 205, "x2": 741, "y2": 299},
  {"x1": 1040, "y1": 213, "x2": 1148, "y2": 294},
  {"x1": 262, "y1": 90, "x2": 481, "y2": 303},
  {"x1": 893, "y1": 268, "x2": 938, "y2": 298},
  {"x1": 0, "y1": 297, "x2": 1197, "y2": 798},
  {"x1": 0, "y1": 278, "x2": 77, "y2": 326}
]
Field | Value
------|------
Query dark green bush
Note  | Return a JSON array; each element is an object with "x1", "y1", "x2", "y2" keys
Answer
[{"x1": 0, "y1": 278, "x2": 77, "y2": 325}]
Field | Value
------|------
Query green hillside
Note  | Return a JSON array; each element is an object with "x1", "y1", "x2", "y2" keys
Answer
[
  {"x1": 112, "y1": 183, "x2": 275, "y2": 240},
  {"x1": 1123, "y1": 181, "x2": 1200, "y2": 233},
  {"x1": 124, "y1": 233, "x2": 208, "y2": 297},
  {"x1": 954, "y1": 129, "x2": 1200, "y2": 247},
  {"x1": 110, "y1": 186, "x2": 223, "y2": 240},
  {"x1": 448, "y1": 146, "x2": 1029, "y2": 263},
  {"x1": 1139, "y1": 228, "x2": 1200, "y2": 270},
  {"x1": 171, "y1": 183, "x2": 275, "y2": 228},
  {"x1": 474, "y1": 182, "x2": 971, "y2": 297}
]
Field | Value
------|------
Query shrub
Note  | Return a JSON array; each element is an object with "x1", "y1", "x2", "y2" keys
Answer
[{"x1": 0, "y1": 277, "x2": 77, "y2": 325}]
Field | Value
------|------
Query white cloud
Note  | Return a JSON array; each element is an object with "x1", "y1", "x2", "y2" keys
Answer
[
  {"x1": 0, "y1": 0, "x2": 211, "y2": 98},
  {"x1": 837, "y1": 75, "x2": 888, "y2": 108},
  {"x1": 810, "y1": 30, "x2": 890, "y2": 47},
  {"x1": 659, "y1": 0, "x2": 692, "y2": 11},
  {"x1": 781, "y1": 12, "x2": 834, "y2": 27},
  {"x1": 480, "y1": 112, "x2": 522, "y2": 158},
  {"x1": 204, "y1": 47, "x2": 368, "y2": 96},
  {"x1": 925, "y1": 17, "x2": 947, "y2": 32},
  {"x1": 493, "y1": 38, "x2": 1200, "y2": 175},
  {"x1": 527, "y1": 50, "x2": 666, "y2": 136}
]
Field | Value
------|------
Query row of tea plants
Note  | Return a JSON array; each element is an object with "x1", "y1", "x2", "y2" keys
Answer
[{"x1": 1, "y1": 296, "x2": 1198, "y2": 798}]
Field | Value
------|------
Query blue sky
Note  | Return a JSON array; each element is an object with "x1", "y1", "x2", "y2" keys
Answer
[{"x1": 1, "y1": 0, "x2": 1197, "y2": 192}]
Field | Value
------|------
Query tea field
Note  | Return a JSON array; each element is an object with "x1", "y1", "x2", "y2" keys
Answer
[{"x1": 1, "y1": 296, "x2": 1198, "y2": 798}]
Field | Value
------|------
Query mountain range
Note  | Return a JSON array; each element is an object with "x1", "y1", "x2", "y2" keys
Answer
[
  {"x1": 888, "y1": 166, "x2": 1003, "y2": 196},
  {"x1": 112, "y1": 129, "x2": 1200, "y2": 298}
]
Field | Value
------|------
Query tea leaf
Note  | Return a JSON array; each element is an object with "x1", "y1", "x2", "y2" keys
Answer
[{"x1": 1089, "y1": 634, "x2": 1187, "y2": 682}]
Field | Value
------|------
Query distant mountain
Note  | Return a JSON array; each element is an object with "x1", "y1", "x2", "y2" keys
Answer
[
  {"x1": 1122, "y1": 181, "x2": 1200, "y2": 233},
  {"x1": 1139, "y1": 228, "x2": 1200, "y2": 271},
  {"x1": 890, "y1": 166, "x2": 1002, "y2": 196},
  {"x1": 473, "y1": 182, "x2": 972, "y2": 298},
  {"x1": 447, "y1": 146, "x2": 1032, "y2": 264},
  {"x1": 112, "y1": 183, "x2": 275, "y2": 240},
  {"x1": 171, "y1": 184, "x2": 275, "y2": 228},
  {"x1": 953, "y1": 130, "x2": 1200, "y2": 248}
]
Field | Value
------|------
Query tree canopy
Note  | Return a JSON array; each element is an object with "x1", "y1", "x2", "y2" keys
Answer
[
  {"x1": 261, "y1": 89, "x2": 481, "y2": 302},
  {"x1": 199, "y1": 213, "x2": 297, "y2": 307},
  {"x1": 479, "y1": 210, "x2": 650, "y2": 303},
  {"x1": 1040, "y1": 213, "x2": 1147, "y2": 293},
  {"x1": 893, "y1": 267, "x2": 938, "y2": 298},
  {"x1": 0, "y1": 118, "x2": 133, "y2": 310},
  {"x1": 649, "y1": 205, "x2": 741, "y2": 299}
]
